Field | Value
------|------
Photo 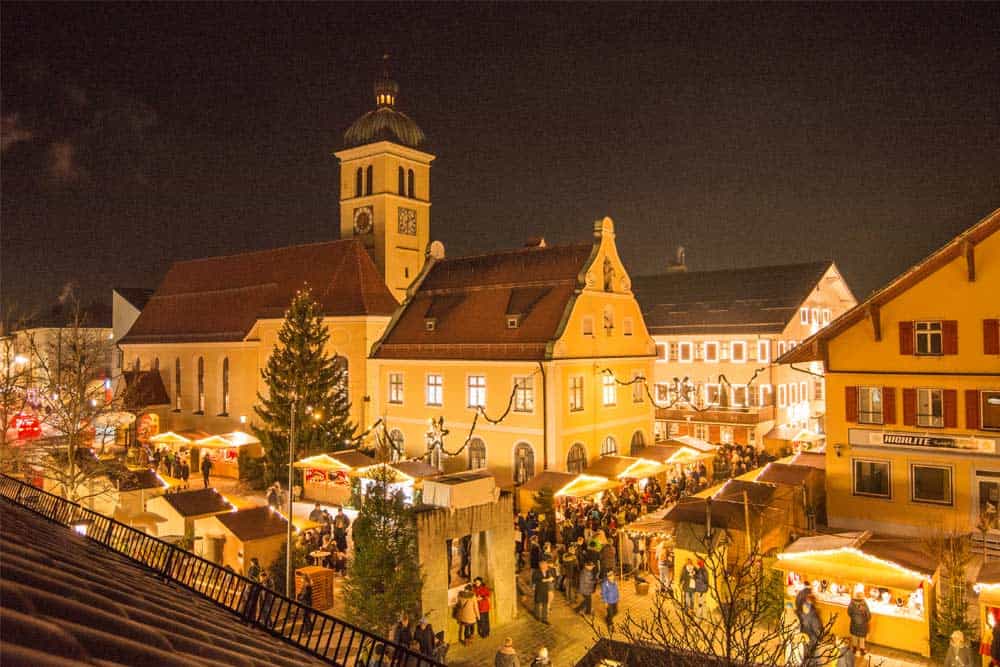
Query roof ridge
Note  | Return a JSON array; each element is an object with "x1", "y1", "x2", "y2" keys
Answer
[
  {"x1": 169, "y1": 239, "x2": 359, "y2": 266},
  {"x1": 634, "y1": 259, "x2": 832, "y2": 281},
  {"x1": 440, "y1": 241, "x2": 592, "y2": 264}
]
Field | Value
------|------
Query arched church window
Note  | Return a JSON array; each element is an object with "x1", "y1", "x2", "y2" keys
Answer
[
  {"x1": 365, "y1": 165, "x2": 373, "y2": 195},
  {"x1": 355, "y1": 168, "x2": 363, "y2": 197},
  {"x1": 514, "y1": 442, "x2": 535, "y2": 485},
  {"x1": 196, "y1": 357, "x2": 205, "y2": 413},
  {"x1": 601, "y1": 435, "x2": 617, "y2": 456},
  {"x1": 468, "y1": 438, "x2": 487, "y2": 470},
  {"x1": 221, "y1": 357, "x2": 230, "y2": 415},
  {"x1": 174, "y1": 358, "x2": 182, "y2": 410},
  {"x1": 407, "y1": 169, "x2": 415, "y2": 198},
  {"x1": 630, "y1": 430, "x2": 646, "y2": 456},
  {"x1": 567, "y1": 443, "x2": 587, "y2": 473},
  {"x1": 398, "y1": 166, "x2": 405, "y2": 195}
]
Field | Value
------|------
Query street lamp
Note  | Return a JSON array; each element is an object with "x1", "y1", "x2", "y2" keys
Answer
[{"x1": 286, "y1": 398, "x2": 321, "y2": 597}]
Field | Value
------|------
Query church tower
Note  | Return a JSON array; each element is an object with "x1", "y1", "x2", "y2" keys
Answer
[{"x1": 336, "y1": 56, "x2": 434, "y2": 302}]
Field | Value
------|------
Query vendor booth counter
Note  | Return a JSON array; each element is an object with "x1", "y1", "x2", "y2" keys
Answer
[
  {"x1": 294, "y1": 450, "x2": 375, "y2": 506},
  {"x1": 775, "y1": 531, "x2": 936, "y2": 658},
  {"x1": 150, "y1": 430, "x2": 263, "y2": 480}
]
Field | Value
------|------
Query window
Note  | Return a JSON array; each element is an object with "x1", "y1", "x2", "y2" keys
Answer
[
  {"x1": 731, "y1": 341, "x2": 746, "y2": 363},
  {"x1": 602, "y1": 373, "x2": 617, "y2": 406},
  {"x1": 705, "y1": 384, "x2": 721, "y2": 405},
  {"x1": 582, "y1": 316, "x2": 594, "y2": 336},
  {"x1": 174, "y1": 358, "x2": 182, "y2": 410},
  {"x1": 514, "y1": 443, "x2": 535, "y2": 484},
  {"x1": 814, "y1": 380, "x2": 824, "y2": 401},
  {"x1": 778, "y1": 384, "x2": 787, "y2": 407},
  {"x1": 694, "y1": 424, "x2": 708, "y2": 440},
  {"x1": 917, "y1": 388, "x2": 944, "y2": 427},
  {"x1": 632, "y1": 371, "x2": 644, "y2": 403},
  {"x1": 822, "y1": 309, "x2": 832, "y2": 325},
  {"x1": 721, "y1": 426, "x2": 733, "y2": 444},
  {"x1": 388, "y1": 429, "x2": 404, "y2": 462},
  {"x1": 915, "y1": 321, "x2": 943, "y2": 355},
  {"x1": 655, "y1": 344, "x2": 667, "y2": 361},
  {"x1": 355, "y1": 167, "x2": 363, "y2": 197},
  {"x1": 732, "y1": 385, "x2": 747, "y2": 406},
  {"x1": 678, "y1": 342, "x2": 693, "y2": 362},
  {"x1": 790, "y1": 383, "x2": 799, "y2": 404},
  {"x1": 858, "y1": 386, "x2": 883, "y2": 424},
  {"x1": 811, "y1": 308, "x2": 820, "y2": 324},
  {"x1": 220, "y1": 357, "x2": 230, "y2": 415},
  {"x1": 800, "y1": 381, "x2": 808, "y2": 403},
  {"x1": 669, "y1": 342, "x2": 678, "y2": 361},
  {"x1": 757, "y1": 340, "x2": 770, "y2": 364},
  {"x1": 759, "y1": 384, "x2": 772, "y2": 406},
  {"x1": 655, "y1": 383, "x2": 670, "y2": 403},
  {"x1": 704, "y1": 342, "x2": 719, "y2": 362},
  {"x1": 984, "y1": 391, "x2": 1000, "y2": 430},
  {"x1": 567, "y1": 443, "x2": 587, "y2": 473},
  {"x1": 569, "y1": 376, "x2": 584, "y2": 411},
  {"x1": 854, "y1": 459, "x2": 891, "y2": 498},
  {"x1": 601, "y1": 435, "x2": 617, "y2": 456},
  {"x1": 911, "y1": 464, "x2": 953, "y2": 505},
  {"x1": 467, "y1": 375, "x2": 486, "y2": 408},
  {"x1": 629, "y1": 430, "x2": 646, "y2": 455},
  {"x1": 468, "y1": 438, "x2": 487, "y2": 470},
  {"x1": 506, "y1": 316, "x2": 519, "y2": 329},
  {"x1": 153, "y1": 357, "x2": 159, "y2": 371},
  {"x1": 424, "y1": 319, "x2": 436, "y2": 331},
  {"x1": 623, "y1": 318, "x2": 634, "y2": 336},
  {"x1": 407, "y1": 169, "x2": 415, "y2": 198},
  {"x1": 196, "y1": 357, "x2": 205, "y2": 413},
  {"x1": 388, "y1": 373, "x2": 404, "y2": 404},
  {"x1": 513, "y1": 376, "x2": 534, "y2": 412},
  {"x1": 426, "y1": 374, "x2": 443, "y2": 406},
  {"x1": 800, "y1": 308, "x2": 809, "y2": 324},
  {"x1": 777, "y1": 341, "x2": 786, "y2": 356},
  {"x1": 398, "y1": 166, "x2": 405, "y2": 195},
  {"x1": 365, "y1": 165, "x2": 373, "y2": 195}
]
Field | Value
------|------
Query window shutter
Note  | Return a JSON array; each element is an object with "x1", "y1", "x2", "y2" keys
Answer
[
  {"x1": 942, "y1": 320, "x2": 959, "y2": 355},
  {"x1": 882, "y1": 387, "x2": 896, "y2": 425},
  {"x1": 966, "y1": 389, "x2": 981, "y2": 430},
  {"x1": 902, "y1": 388, "x2": 917, "y2": 426},
  {"x1": 845, "y1": 386, "x2": 858, "y2": 423},
  {"x1": 899, "y1": 321, "x2": 915, "y2": 355},
  {"x1": 985, "y1": 319, "x2": 1000, "y2": 355},
  {"x1": 943, "y1": 389, "x2": 958, "y2": 428}
]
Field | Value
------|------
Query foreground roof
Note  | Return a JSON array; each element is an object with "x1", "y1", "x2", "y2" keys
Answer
[
  {"x1": 161, "y1": 488, "x2": 234, "y2": 517},
  {"x1": 216, "y1": 506, "x2": 289, "y2": 541},
  {"x1": 373, "y1": 242, "x2": 594, "y2": 360},
  {"x1": 632, "y1": 261, "x2": 834, "y2": 335},
  {"x1": 0, "y1": 498, "x2": 325, "y2": 666},
  {"x1": 121, "y1": 240, "x2": 398, "y2": 345}
]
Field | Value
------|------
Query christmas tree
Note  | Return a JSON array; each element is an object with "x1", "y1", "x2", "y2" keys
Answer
[
  {"x1": 253, "y1": 287, "x2": 355, "y2": 486},
  {"x1": 343, "y1": 466, "x2": 423, "y2": 636}
]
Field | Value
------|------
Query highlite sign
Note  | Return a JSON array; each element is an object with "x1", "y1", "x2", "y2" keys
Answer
[{"x1": 848, "y1": 428, "x2": 998, "y2": 454}]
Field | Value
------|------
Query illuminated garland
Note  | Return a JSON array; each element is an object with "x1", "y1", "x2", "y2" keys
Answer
[{"x1": 776, "y1": 546, "x2": 933, "y2": 582}]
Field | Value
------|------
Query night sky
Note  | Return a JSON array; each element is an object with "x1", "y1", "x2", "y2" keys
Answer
[{"x1": 2, "y1": 3, "x2": 998, "y2": 314}]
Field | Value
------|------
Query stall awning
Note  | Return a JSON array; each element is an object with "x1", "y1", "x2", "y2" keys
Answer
[
  {"x1": 517, "y1": 471, "x2": 578, "y2": 495},
  {"x1": 556, "y1": 474, "x2": 621, "y2": 498},
  {"x1": 150, "y1": 431, "x2": 192, "y2": 445},
  {"x1": 294, "y1": 450, "x2": 376, "y2": 472},
  {"x1": 355, "y1": 460, "x2": 438, "y2": 485},
  {"x1": 633, "y1": 444, "x2": 711, "y2": 465},
  {"x1": 623, "y1": 507, "x2": 674, "y2": 536},
  {"x1": 583, "y1": 456, "x2": 638, "y2": 479},
  {"x1": 764, "y1": 426, "x2": 824, "y2": 444},
  {"x1": 619, "y1": 458, "x2": 668, "y2": 479},
  {"x1": 668, "y1": 435, "x2": 717, "y2": 453},
  {"x1": 776, "y1": 531, "x2": 936, "y2": 590},
  {"x1": 194, "y1": 431, "x2": 260, "y2": 449}
]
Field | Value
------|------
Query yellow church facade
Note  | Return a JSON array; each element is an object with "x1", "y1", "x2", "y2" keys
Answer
[
  {"x1": 370, "y1": 218, "x2": 657, "y2": 485},
  {"x1": 784, "y1": 208, "x2": 1000, "y2": 537}
]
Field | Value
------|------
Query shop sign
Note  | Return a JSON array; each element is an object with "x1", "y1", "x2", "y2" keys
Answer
[{"x1": 849, "y1": 428, "x2": 998, "y2": 454}]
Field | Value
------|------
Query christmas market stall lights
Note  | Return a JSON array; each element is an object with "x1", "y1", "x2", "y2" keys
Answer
[
  {"x1": 975, "y1": 561, "x2": 1000, "y2": 663},
  {"x1": 293, "y1": 449, "x2": 375, "y2": 505},
  {"x1": 354, "y1": 460, "x2": 440, "y2": 504},
  {"x1": 193, "y1": 431, "x2": 262, "y2": 479},
  {"x1": 775, "y1": 531, "x2": 937, "y2": 657}
]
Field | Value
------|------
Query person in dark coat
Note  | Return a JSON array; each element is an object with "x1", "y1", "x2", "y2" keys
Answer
[
  {"x1": 561, "y1": 546, "x2": 579, "y2": 604},
  {"x1": 846, "y1": 585, "x2": 871, "y2": 655},
  {"x1": 574, "y1": 561, "x2": 597, "y2": 616},
  {"x1": 799, "y1": 596, "x2": 822, "y2": 644},
  {"x1": 531, "y1": 560, "x2": 555, "y2": 624},
  {"x1": 392, "y1": 612, "x2": 413, "y2": 654},
  {"x1": 694, "y1": 560, "x2": 709, "y2": 616},
  {"x1": 201, "y1": 454, "x2": 214, "y2": 488},
  {"x1": 495, "y1": 637, "x2": 520, "y2": 667},
  {"x1": 528, "y1": 535, "x2": 541, "y2": 572},
  {"x1": 794, "y1": 581, "x2": 813, "y2": 623},
  {"x1": 332, "y1": 507, "x2": 350, "y2": 552},
  {"x1": 413, "y1": 616, "x2": 435, "y2": 657},
  {"x1": 297, "y1": 574, "x2": 314, "y2": 633}
]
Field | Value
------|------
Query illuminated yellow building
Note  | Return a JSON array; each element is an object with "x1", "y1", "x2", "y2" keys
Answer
[
  {"x1": 783, "y1": 208, "x2": 1000, "y2": 537},
  {"x1": 370, "y1": 218, "x2": 657, "y2": 486}
]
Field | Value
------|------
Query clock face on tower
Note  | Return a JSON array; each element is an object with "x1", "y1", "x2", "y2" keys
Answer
[
  {"x1": 353, "y1": 206, "x2": 374, "y2": 235},
  {"x1": 397, "y1": 207, "x2": 417, "y2": 236}
]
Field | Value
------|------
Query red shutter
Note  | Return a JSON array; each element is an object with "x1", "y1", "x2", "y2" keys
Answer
[
  {"x1": 902, "y1": 388, "x2": 917, "y2": 426},
  {"x1": 845, "y1": 386, "x2": 859, "y2": 423},
  {"x1": 942, "y1": 320, "x2": 959, "y2": 355},
  {"x1": 985, "y1": 319, "x2": 1000, "y2": 355},
  {"x1": 708, "y1": 425, "x2": 721, "y2": 442},
  {"x1": 882, "y1": 387, "x2": 896, "y2": 425},
  {"x1": 899, "y1": 321, "x2": 915, "y2": 355},
  {"x1": 966, "y1": 390, "x2": 981, "y2": 430},
  {"x1": 943, "y1": 389, "x2": 958, "y2": 428}
]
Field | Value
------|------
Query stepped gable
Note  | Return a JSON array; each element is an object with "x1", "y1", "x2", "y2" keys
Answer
[
  {"x1": 121, "y1": 240, "x2": 398, "y2": 345},
  {"x1": 0, "y1": 497, "x2": 327, "y2": 666},
  {"x1": 374, "y1": 242, "x2": 594, "y2": 360}
]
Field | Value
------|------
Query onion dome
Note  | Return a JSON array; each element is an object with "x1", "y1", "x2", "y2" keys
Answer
[{"x1": 344, "y1": 55, "x2": 426, "y2": 149}]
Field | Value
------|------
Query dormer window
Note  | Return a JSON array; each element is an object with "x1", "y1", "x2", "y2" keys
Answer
[
  {"x1": 424, "y1": 318, "x2": 437, "y2": 332},
  {"x1": 507, "y1": 316, "x2": 520, "y2": 329}
]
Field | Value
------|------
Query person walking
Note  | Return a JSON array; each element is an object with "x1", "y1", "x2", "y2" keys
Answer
[
  {"x1": 561, "y1": 545, "x2": 579, "y2": 604},
  {"x1": 529, "y1": 646, "x2": 550, "y2": 666},
  {"x1": 679, "y1": 559, "x2": 697, "y2": 610},
  {"x1": 333, "y1": 507, "x2": 351, "y2": 552},
  {"x1": 846, "y1": 585, "x2": 871, "y2": 656},
  {"x1": 575, "y1": 561, "x2": 597, "y2": 616},
  {"x1": 655, "y1": 540, "x2": 671, "y2": 591},
  {"x1": 455, "y1": 584, "x2": 479, "y2": 645},
  {"x1": 531, "y1": 560, "x2": 555, "y2": 624},
  {"x1": 201, "y1": 453, "x2": 213, "y2": 488},
  {"x1": 494, "y1": 637, "x2": 520, "y2": 667},
  {"x1": 179, "y1": 459, "x2": 190, "y2": 489},
  {"x1": 413, "y1": 616, "x2": 435, "y2": 657},
  {"x1": 392, "y1": 611, "x2": 413, "y2": 649},
  {"x1": 693, "y1": 559, "x2": 709, "y2": 616},
  {"x1": 601, "y1": 571, "x2": 620, "y2": 630},
  {"x1": 266, "y1": 483, "x2": 280, "y2": 509},
  {"x1": 473, "y1": 576, "x2": 492, "y2": 639}
]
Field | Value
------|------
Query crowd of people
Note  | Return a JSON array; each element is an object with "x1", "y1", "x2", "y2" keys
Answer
[{"x1": 711, "y1": 442, "x2": 764, "y2": 481}]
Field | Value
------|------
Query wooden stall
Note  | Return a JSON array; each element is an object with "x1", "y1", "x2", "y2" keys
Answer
[
  {"x1": 294, "y1": 450, "x2": 375, "y2": 506},
  {"x1": 775, "y1": 531, "x2": 936, "y2": 658},
  {"x1": 193, "y1": 431, "x2": 263, "y2": 479},
  {"x1": 355, "y1": 460, "x2": 440, "y2": 505}
]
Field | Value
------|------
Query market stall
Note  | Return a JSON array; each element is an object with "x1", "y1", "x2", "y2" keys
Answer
[
  {"x1": 294, "y1": 450, "x2": 375, "y2": 505},
  {"x1": 623, "y1": 506, "x2": 674, "y2": 575},
  {"x1": 775, "y1": 531, "x2": 936, "y2": 657},
  {"x1": 192, "y1": 431, "x2": 263, "y2": 479},
  {"x1": 634, "y1": 442, "x2": 715, "y2": 481},
  {"x1": 762, "y1": 426, "x2": 824, "y2": 457},
  {"x1": 355, "y1": 460, "x2": 440, "y2": 504},
  {"x1": 974, "y1": 561, "x2": 1000, "y2": 665}
]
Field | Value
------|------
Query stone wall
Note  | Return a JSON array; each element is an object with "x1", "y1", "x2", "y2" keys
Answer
[{"x1": 414, "y1": 491, "x2": 516, "y2": 643}]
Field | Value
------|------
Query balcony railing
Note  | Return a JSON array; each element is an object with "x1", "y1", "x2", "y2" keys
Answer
[
  {"x1": 0, "y1": 474, "x2": 441, "y2": 667},
  {"x1": 656, "y1": 405, "x2": 775, "y2": 425}
]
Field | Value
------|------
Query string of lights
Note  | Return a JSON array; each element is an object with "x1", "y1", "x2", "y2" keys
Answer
[{"x1": 598, "y1": 366, "x2": 768, "y2": 413}]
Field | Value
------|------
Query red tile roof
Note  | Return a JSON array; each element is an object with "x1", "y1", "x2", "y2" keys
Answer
[
  {"x1": 373, "y1": 243, "x2": 595, "y2": 360},
  {"x1": 121, "y1": 240, "x2": 398, "y2": 345}
]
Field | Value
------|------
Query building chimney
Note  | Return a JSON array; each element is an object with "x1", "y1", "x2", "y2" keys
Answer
[{"x1": 666, "y1": 246, "x2": 687, "y2": 272}]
